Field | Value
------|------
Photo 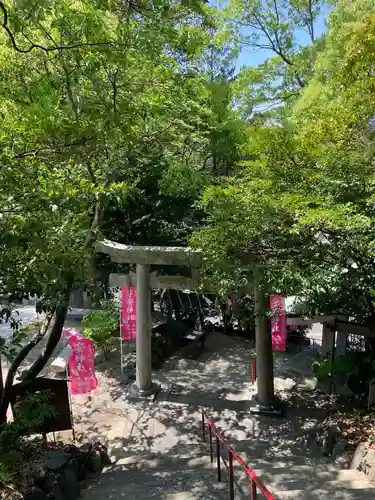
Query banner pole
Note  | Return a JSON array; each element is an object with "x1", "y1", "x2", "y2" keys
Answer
[
  {"x1": 63, "y1": 330, "x2": 76, "y2": 441},
  {"x1": 120, "y1": 287, "x2": 124, "y2": 374}
]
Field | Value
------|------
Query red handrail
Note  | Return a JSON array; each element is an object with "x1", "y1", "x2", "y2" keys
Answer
[{"x1": 201, "y1": 410, "x2": 276, "y2": 500}]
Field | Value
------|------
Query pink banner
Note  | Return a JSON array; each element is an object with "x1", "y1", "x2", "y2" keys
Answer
[
  {"x1": 270, "y1": 295, "x2": 287, "y2": 352},
  {"x1": 64, "y1": 329, "x2": 98, "y2": 395},
  {"x1": 121, "y1": 287, "x2": 137, "y2": 340}
]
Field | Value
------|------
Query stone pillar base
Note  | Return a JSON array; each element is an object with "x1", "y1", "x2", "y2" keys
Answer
[
  {"x1": 127, "y1": 382, "x2": 160, "y2": 401},
  {"x1": 249, "y1": 395, "x2": 283, "y2": 416}
]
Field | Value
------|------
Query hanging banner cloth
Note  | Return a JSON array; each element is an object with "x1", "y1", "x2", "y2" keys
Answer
[
  {"x1": 120, "y1": 287, "x2": 137, "y2": 340},
  {"x1": 270, "y1": 295, "x2": 287, "y2": 352},
  {"x1": 63, "y1": 328, "x2": 98, "y2": 395}
]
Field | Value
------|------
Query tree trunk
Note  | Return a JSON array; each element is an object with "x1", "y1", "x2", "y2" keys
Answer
[
  {"x1": 0, "y1": 310, "x2": 54, "y2": 423},
  {"x1": 0, "y1": 354, "x2": 3, "y2": 424},
  {"x1": 221, "y1": 298, "x2": 233, "y2": 335},
  {"x1": 22, "y1": 300, "x2": 69, "y2": 382},
  {"x1": 222, "y1": 305, "x2": 229, "y2": 334}
]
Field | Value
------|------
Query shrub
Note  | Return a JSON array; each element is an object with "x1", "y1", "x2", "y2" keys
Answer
[
  {"x1": 82, "y1": 299, "x2": 119, "y2": 358},
  {"x1": 0, "y1": 390, "x2": 57, "y2": 489},
  {"x1": 312, "y1": 351, "x2": 375, "y2": 394}
]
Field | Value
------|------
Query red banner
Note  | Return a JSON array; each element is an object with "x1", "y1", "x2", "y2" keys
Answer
[
  {"x1": 64, "y1": 329, "x2": 98, "y2": 395},
  {"x1": 121, "y1": 287, "x2": 137, "y2": 340},
  {"x1": 270, "y1": 295, "x2": 287, "y2": 352}
]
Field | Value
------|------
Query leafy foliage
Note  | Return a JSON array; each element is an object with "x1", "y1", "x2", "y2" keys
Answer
[
  {"x1": 224, "y1": 0, "x2": 327, "y2": 116},
  {"x1": 82, "y1": 299, "x2": 119, "y2": 357},
  {"x1": 312, "y1": 351, "x2": 375, "y2": 394},
  {"x1": 0, "y1": 390, "x2": 57, "y2": 488},
  {"x1": 2, "y1": 0, "x2": 375, "y2": 416},
  {"x1": 192, "y1": 0, "x2": 375, "y2": 335},
  {"x1": 0, "y1": 0, "x2": 224, "y2": 417}
]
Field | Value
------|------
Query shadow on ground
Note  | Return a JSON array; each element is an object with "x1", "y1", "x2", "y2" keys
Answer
[{"x1": 52, "y1": 329, "x2": 375, "y2": 499}]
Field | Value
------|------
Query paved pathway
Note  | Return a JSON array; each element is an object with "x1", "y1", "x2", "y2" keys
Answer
[
  {"x1": 2, "y1": 306, "x2": 374, "y2": 498},
  {"x1": 68, "y1": 331, "x2": 375, "y2": 499}
]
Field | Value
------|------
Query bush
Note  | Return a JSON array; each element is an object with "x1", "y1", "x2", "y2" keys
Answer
[
  {"x1": 312, "y1": 351, "x2": 375, "y2": 394},
  {"x1": 82, "y1": 299, "x2": 119, "y2": 358},
  {"x1": 0, "y1": 390, "x2": 57, "y2": 489}
]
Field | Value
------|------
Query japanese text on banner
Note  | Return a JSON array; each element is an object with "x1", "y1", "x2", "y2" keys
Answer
[
  {"x1": 270, "y1": 295, "x2": 287, "y2": 352},
  {"x1": 121, "y1": 287, "x2": 137, "y2": 341},
  {"x1": 65, "y1": 329, "x2": 98, "y2": 395}
]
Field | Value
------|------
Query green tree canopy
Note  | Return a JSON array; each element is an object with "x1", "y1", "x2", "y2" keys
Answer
[
  {"x1": 0, "y1": 0, "x2": 222, "y2": 418},
  {"x1": 192, "y1": 0, "x2": 375, "y2": 330}
]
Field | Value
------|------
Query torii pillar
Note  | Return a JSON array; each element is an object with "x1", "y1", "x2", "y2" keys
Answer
[
  {"x1": 136, "y1": 263, "x2": 152, "y2": 393},
  {"x1": 250, "y1": 268, "x2": 281, "y2": 416},
  {"x1": 95, "y1": 240, "x2": 201, "y2": 395}
]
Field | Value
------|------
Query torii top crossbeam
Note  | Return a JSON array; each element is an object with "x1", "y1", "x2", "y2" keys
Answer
[
  {"x1": 95, "y1": 239, "x2": 202, "y2": 267},
  {"x1": 95, "y1": 238, "x2": 202, "y2": 396}
]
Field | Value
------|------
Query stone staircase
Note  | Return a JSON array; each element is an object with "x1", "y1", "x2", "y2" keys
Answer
[
  {"x1": 81, "y1": 448, "x2": 228, "y2": 500},
  {"x1": 80, "y1": 439, "x2": 375, "y2": 500},
  {"x1": 72, "y1": 330, "x2": 375, "y2": 500},
  {"x1": 267, "y1": 466, "x2": 375, "y2": 500},
  {"x1": 78, "y1": 399, "x2": 375, "y2": 500},
  {"x1": 230, "y1": 443, "x2": 375, "y2": 500}
]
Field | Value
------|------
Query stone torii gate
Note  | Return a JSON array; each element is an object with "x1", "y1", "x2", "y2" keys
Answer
[
  {"x1": 95, "y1": 239, "x2": 202, "y2": 396},
  {"x1": 95, "y1": 239, "x2": 278, "y2": 408}
]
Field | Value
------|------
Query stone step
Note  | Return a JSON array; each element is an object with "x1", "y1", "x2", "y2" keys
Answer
[
  {"x1": 232, "y1": 464, "x2": 375, "y2": 500},
  {"x1": 82, "y1": 444, "x2": 375, "y2": 500},
  {"x1": 81, "y1": 460, "x2": 228, "y2": 500},
  {"x1": 108, "y1": 452, "x2": 213, "y2": 470},
  {"x1": 101, "y1": 456, "x2": 218, "y2": 481},
  {"x1": 82, "y1": 461, "x2": 375, "y2": 500}
]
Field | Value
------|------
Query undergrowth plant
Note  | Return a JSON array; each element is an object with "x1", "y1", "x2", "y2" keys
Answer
[
  {"x1": 312, "y1": 351, "x2": 375, "y2": 394},
  {"x1": 82, "y1": 299, "x2": 119, "y2": 358},
  {"x1": 0, "y1": 390, "x2": 57, "y2": 489}
]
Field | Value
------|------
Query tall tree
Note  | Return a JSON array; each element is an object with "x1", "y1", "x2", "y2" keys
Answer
[
  {"x1": 225, "y1": 0, "x2": 327, "y2": 115},
  {"x1": 191, "y1": 0, "x2": 375, "y2": 405},
  {"x1": 0, "y1": 0, "x2": 212, "y2": 420},
  {"x1": 192, "y1": 0, "x2": 375, "y2": 323},
  {"x1": 288, "y1": 0, "x2": 375, "y2": 327}
]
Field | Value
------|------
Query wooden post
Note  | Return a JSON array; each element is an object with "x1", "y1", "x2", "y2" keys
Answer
[
  {"x1": 321, "y1": 323, "x2": 335, "y2": 355},
  {"x1": 336, "y1": 317, "x2": 348, "y2": 356}
]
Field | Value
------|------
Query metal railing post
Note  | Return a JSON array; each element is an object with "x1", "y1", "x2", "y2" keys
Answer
[
  {"x1": 201, "y1": 412, "x2": 276, "y2": 500},
  {"x1": 228, "y1": 450, "x2": 234, "y2": 500},
  {"x1": 251, "y1": 357, "x2": 256, "y2": 385},
  {"x1": 250, "y1": 479, "x2": 257, "y2": 500},
  {"x1": 209, "y1": 426, "x2": 213, "y2": 463},
  {"x1": 216, "y1": 436, "x2": 221, "y2": 482},
  {"x1": 202, "y1": 410, "x2": 206, "y2": 442}
]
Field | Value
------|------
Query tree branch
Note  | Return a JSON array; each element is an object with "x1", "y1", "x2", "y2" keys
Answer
[
  {"x1": 308, "y1": 0, "x2": 315, "y2": 42},
  {"x1": 21, "y1": 302, "x2": 68, "y2": 382},
  {"x1": 62, "y1": 62, "x2": 78, "y2": 119},
  {"x1": 14, "y1": 138, "x2": 91, "y2": 158},
  {"x1": 0, "y1": 309, "x2": 54, "y2": 422},
  {"x1": 131, "y1": 214, "x2": 152, "y2": 226},
  {"x1": 0, "y1": 1, "x2": 116, "y2": 54},
  {"x1": 248, "y1": 92, "x2": 300, "y2": 105},
  {"x1": 243, "y1": 8, "x2": 305, "y2": 88}
]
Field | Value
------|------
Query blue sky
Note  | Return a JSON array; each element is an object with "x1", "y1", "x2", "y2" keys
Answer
[
  {"x1": 237, "y1": 9, "x2": 330, "y2": 70},
  {"x1": 210, "y1": 1, "x2": 331, "y2": 71}
]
